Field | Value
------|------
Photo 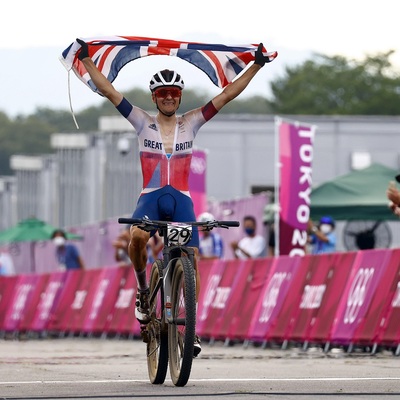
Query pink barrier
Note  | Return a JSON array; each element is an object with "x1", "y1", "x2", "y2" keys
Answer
[
  {"x1": 226, "y1": 258, "x2": 273, "y2": 341},
  {"x1": 329, "y1": 249, "x2": 393, "y2": 346},
  {"x1": 197, "y1": 259, "x2": 225, "y2": 335},
  {"x1": 28, "y1": 271, "x2": 68, "y2": 332},
  {"x1": 375, "y1": 249, "x2": 400, "y2": 346},
  {"x1": 265, "y1": 255, "x2": 313, "y2": 342},
  {"x1": 197, "y1": 259, "x2": 248, "y2": 340},
  {"x1": 18, "y1": 274, "x2": 51, "y2": 332},
  {"x1": 306, "y1": 252, "x2": 356, "y2": 343},
  {"x1": 283, "y1": 252, "x2": 355, "y2": 344},
  {"x1": 0, "y1": 276, "x2": 19, "y2": 331},
  {"x1": 103, "y1": 266, "x2": 139, "y2": 335},
  {"x1": 47, "y1": 270, "x2": 84, "y2": 332},
  {"x1": 1, "y1": 274, "x2": 48, "y2": 332},
  {"x1": 352, "y1": 249, "x2": 400, "y2": 346},
  {"x1": 247, "y1": 256, "x2": 303, "y2": 342},
  {"x1": 81, "y1": 267, "x2": 128, "y2": 334},
  {"x1": 3, "y1": 249, "x2": 400, "y2": 351}
]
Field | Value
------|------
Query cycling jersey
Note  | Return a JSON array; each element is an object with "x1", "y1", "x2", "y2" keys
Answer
[{"x1": 116, "y1": 98, "x2": 218, "y2": 197}]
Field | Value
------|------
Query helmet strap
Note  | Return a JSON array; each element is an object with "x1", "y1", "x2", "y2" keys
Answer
[{"x1": 156, "y1": 106, "x2": 176, "y2": 117}]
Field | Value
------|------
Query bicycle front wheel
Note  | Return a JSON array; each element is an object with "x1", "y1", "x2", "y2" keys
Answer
[
  {"x1": 168, "y1": 257, "x2": 196, "y2": 387},
  {"x1": 147, "y1": 259, "x2": 168, "y2": 384}
]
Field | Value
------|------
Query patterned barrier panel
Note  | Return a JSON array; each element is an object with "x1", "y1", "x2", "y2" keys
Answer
[
  {"x1": 281, "y1": 253, "x2": 340, "y2": 344},
  {"x1": 197, "y1": 259, "x2": 247, "y2": 340},
  {"x1": 352, "y1": 249, "x2": 400, "y2": 346},
  {"x1": 375, "y1": 249, "x2": 400, "y2": 347},
  {"x1": 0, "y1": 276, "x2": 19, "y2": 331},
  {"x1": 328, "y1": 249, "x2": 393, "y2": 346},
  {"x1": 306, "y1": 252, "x2": 357, "y2": 344},
  {"x1": 247, "y1": 256, "x2": 303, "y2": 343},
  {"x1": 265, "y1": 255, "x2": 314, "y2": 342},
  {"x1": 197, "y1": 259, "x2": 225, "y2": 336},
  {"x1": 226, "y1": 258, "x2": 272, "y2": 341},
  {"x1": 81, "y1": 267, "x2": 128, "y2": 334},
  {"x1": 65, "y1": 269, "x2": 110, "y2": 333},
  {"x1": 18, "y1": 274, "x2": 51, "y2": 332},
  {"x1": 103, "y1": 266, "x2": 139, "y2": 336},
  {"x1": 46, "y1": 270, "x2": 84, "y2": 332},
  {"x1": 28, "y1": 271, "x2": 68, "y2": 332},
  {"x1": 2, "y1": 274, "x2": 47, "y2": 332}
]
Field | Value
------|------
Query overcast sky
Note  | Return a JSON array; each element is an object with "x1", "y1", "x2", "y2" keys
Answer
[{"x1": 1, "y1": 0, "x2": 398, "y2": 117}]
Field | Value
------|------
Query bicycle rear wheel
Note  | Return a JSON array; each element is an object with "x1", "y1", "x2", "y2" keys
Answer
[
  {"x1": 168, "y1": 257, "x2": 196, "y2": 387},
  {"x1": 146, "y1": 259, "x2": 168, "y2": 384}
]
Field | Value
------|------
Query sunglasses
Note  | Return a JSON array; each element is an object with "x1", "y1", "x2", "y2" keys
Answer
[{"x1": 154, "y1": 88, "x2": 182, "y2": 98}]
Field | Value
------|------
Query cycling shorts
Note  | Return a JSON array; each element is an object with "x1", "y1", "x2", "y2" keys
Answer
[{"x1": 132, "y1": 185, "x2": 199, "y2": 248}]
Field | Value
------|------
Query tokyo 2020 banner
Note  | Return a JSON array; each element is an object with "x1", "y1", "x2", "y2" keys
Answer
[{"x1": 277, "y1": 118, "x2": 316, "y2": 256}]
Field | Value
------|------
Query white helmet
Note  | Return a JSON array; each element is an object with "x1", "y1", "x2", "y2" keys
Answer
[
  {"x1": 149, "y1": 69, "x2": 185, "y2": 92},
  {"x1": 198, "y1": 212, "x2": 215, "y2": 222}
]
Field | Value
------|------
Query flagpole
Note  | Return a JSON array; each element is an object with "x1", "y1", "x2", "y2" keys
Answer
[{"x1": 274, "y1": 116, "x2": 281, "y2": 257}]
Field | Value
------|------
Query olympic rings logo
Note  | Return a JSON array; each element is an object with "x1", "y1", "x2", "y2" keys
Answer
[
  {"x1": 343, "y1": 267, "x2": 374, "y2": 324},
  {"x1": 190, "y1": 156, "x2": 206, "y2": 175},
  {"x1": 259, "y1": 272, "x2": 288, "y2": 323}
]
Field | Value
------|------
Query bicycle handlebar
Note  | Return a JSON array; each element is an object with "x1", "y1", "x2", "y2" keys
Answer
[{"x1": 118, "y1": 217, "x2": 240, "y2": 230}]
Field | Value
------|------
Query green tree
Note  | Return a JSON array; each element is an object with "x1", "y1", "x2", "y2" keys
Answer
[
  {"x1": 0, "y1": 114, "x2": 53, "y2": 174},
  {"x1": 269, "y1": 51, "x2": 400, "y2": 115}
]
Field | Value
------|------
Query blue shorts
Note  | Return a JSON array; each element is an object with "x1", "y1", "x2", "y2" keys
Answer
[{"x1": 132, "y1": 185, "x2": 199, "y2": 248}]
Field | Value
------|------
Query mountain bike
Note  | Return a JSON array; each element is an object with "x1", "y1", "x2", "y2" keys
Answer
[{"x1": 118, "y1": 216, "x2": 239, "y2": 386}]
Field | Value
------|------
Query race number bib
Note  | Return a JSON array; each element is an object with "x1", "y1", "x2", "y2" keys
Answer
[{"x1": 167, "y1": 223, "x2": 192, "y2": 246}]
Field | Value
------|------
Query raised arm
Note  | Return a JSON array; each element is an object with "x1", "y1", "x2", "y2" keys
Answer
[
  {"x1": 76, "y1": 39, "x2": 123, "y2": 106},
  {"x1": 211, "y1": 43, "x2": 273, "y2": 111}
]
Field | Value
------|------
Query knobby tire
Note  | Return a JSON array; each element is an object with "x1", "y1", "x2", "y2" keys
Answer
[
  {"x1": 168, "y1": 257, "x2": 196, "y2": 386},
  {"x1": 147, "y1": 259, "x2": 168, "y2": 384}
]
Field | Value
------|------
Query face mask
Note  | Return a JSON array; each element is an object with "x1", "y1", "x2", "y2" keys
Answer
[
  {"x1": 53, "y1": 236, "x2": 66, "y2": 247},
  {"x1": 245, "y1": 228, "x2": 255, "y2": 236},
  {"x1": 319, "y1": 224, "x2": 332, "y2": 234}
]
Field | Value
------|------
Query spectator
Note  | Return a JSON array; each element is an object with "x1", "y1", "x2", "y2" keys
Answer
[
  {"x1": 0, "y1": 250, "x2": 16, "y2": 276},
  {"x1": 267, "y1": 223, "x2": 276, "y2": 257},
  {"x1": 51, "y1": 229, "x2": 85, "y2": 270},
  {"x1": 112, "y1": 227, "x2": 132, "y2": 264},
  {"x1": 197, "y1": 212, "x2": 224, "y2": 260},
  {"x1": 308, "y1": 216, "x2": 337, "y2": 254},
  {"x1": 113, "y1": 227, "x2": 163, "y2": 265},
  {"x1": 263, "y1": 203, "x2": 277, "y2": 257},
  {"x1": 146, "y1": 231, "x2": 164, "y2": 264},
  {"x1": 231, "y1": 215, "x2": 266, "y2": 259}
]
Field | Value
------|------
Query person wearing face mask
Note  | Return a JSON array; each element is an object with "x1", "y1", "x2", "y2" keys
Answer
[
  {"x1": 51, "y1": 229, "x2": 85, "y2": 270},
  {"x1": 308, "y1": 216, "x2": 337, "y2": 254},
  {"x1": 197, "y1": 212, "x2": 224, "y2": 260},
  {"x1": 231, "y1": 215, "x2": 266, "y2": 259}
]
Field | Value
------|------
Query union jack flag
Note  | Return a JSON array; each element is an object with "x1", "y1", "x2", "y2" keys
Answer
[{"x1": 60, "y1": 36, "x2": 278, "y2": 93}]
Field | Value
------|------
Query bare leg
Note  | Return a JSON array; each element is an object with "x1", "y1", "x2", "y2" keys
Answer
[{"x1": 128, "y1": 226, "x2": 150, "y2": 291}]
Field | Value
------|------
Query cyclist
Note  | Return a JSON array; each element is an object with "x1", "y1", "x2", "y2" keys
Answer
[
  {"x1": 198, "y1": 212, "x2": 224, "y2": 259},
  {"x1": 76, "y1": 39, "x2": 275, "y2": 356}
]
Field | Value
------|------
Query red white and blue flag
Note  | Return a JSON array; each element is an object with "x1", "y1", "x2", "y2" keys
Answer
[{"x1": 60, "y1": 36, "x2": 278, "y2": 93}]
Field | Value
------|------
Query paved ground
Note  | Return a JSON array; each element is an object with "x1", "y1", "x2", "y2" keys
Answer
[{"x1": 1, "y1": 337, "x2": 400, "y2": 399}]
